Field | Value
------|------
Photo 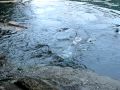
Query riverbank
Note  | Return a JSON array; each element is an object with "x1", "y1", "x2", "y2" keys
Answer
[{"x1": 0, "y1": 66, "x2": 120, "y2": 90}]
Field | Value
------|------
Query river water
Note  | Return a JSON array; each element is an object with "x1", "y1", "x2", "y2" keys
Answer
[{"x1": 0, "y1": 0, "x2": 120, "y2": 80}]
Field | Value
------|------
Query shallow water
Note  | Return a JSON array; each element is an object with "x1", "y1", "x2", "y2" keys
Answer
[{"x1": 0, "y1": 0, "x2": 120, "y2": 80}]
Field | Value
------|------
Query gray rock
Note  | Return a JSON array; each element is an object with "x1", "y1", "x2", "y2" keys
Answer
[
  {"x1": 1, "y1": 84, "x2": 22, "y2": 90},
  {"x1": 21, "y1": 66, "x2": 120, "y2": 90},
  {"x1": 14, "y1": 77, "x2": 58, "y2": 90}
]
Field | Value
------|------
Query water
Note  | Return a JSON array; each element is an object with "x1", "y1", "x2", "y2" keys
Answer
[
  {"x1": 0, "y1": 0, "x2": 120, "y2": 80},
  {"x1": 72, "y1": 0, "x2": 120, "y2": 80},
  {"x1": 71, "y1": 0, "x2": 120, "y2": 10}
]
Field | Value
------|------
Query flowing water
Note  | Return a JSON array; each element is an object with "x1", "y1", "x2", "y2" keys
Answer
[{"x1": 0, "y1": 0, "x2": 120, "y2": 80}]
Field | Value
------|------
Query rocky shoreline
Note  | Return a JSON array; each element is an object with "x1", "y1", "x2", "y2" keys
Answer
[{"x1": 0, "y1": 66, "x2": 120, "y2": 90}]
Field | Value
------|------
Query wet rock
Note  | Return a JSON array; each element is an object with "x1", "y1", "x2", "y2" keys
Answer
[{"x1": 14, "y1": 77, "x2": 58, "y2": 90}]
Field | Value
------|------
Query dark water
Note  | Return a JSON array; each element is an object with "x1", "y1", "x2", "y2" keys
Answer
[{"x1": 0, "y1": 0, "x2": 120, "y2": 80}]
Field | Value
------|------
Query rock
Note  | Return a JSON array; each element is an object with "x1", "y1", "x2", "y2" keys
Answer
[
  {"x1": 21, "y1": 66, "x2": 120, "y2": 90},
  {"x1": 14, "y1": 77, "x2": 58, "y2": 90},
  {"x1": 1, "y1": 84, "x2": 22, "y2": 90},
  {"x1": 8, "y1": 21, "x2": 28, "y2": 29},
  {"x1": 0, "y1": 0, "x2": 17, "y2": 3},
  {"x1": 0, "y1": 66, "x2": 120, "y2": 90}
]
